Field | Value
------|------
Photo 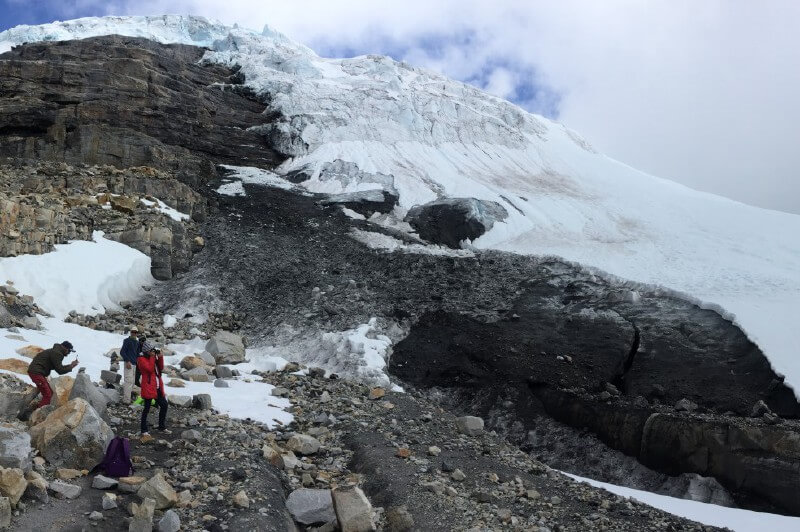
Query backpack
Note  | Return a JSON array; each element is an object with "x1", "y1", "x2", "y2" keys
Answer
[{"x1": 93, "y1": 436, "x2": 134, "y2": 477}]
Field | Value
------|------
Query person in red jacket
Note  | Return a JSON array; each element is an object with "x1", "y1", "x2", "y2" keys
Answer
[{"x1": 137, "y1": 342, "x2": 168, "y2": 436}]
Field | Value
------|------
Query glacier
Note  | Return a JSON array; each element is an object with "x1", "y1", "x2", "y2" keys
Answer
[{"x1": 1, "y1": 15, "x2": 798, "y2": 397}]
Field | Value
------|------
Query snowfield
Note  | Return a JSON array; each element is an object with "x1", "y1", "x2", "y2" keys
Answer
[
  {"x1": 0, "y1": 234, "x2": 291, "y2": 428},
  {"x1": 0, "y1": 231, "x2": 153, "y2": 319},
  {"x1": 1, "y1": 16, "x2": 797, "y2": 398}
]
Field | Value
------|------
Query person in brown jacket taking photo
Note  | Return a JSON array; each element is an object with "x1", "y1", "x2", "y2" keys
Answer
[{"x1": 26, "y1": 341, "x2": 79, "y2": 408}]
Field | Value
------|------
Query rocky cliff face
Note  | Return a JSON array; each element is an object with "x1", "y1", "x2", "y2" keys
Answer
[
  {"x1": 0, "y1": 36, "x2": 282, "y2": 187},
  {"x1": 0, "y1": 163, "x2": 205, "y2": 279}
]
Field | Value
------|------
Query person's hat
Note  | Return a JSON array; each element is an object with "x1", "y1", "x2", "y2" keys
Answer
[
  {"x1": 141, "y1": 341, "x2": 155, "y2": 353},
  {"x1": 130, "y1": 326, "x2": 139, "y2": 333},
  {"x1": 61, "y1": 341, "x2": 75, "y2": 353}
]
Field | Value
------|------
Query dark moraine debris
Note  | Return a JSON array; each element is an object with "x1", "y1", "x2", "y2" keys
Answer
[
  {"x1": 405, "y1": 197, "x2": 508, "y2": 248},
  {"x1": 389, "y1": 268, "x2": 800, "y2": 515}
]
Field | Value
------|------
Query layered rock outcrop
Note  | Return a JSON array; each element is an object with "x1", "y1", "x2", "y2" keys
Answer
[
  {"x1": 0, "y1": 36, "x2": 282, "y2": 187},
  {"x1": 0, "y1": 163, "x2": 205, "y2": 279}
]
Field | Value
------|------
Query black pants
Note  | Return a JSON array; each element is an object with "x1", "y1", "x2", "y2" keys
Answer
[{"x1": 140, "y1": 390, "x2": 167, "y2": 433}]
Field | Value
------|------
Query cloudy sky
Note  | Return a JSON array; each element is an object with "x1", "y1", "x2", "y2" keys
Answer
[{"x1": 2, "y1": 1, "x2": 798, "y2": 214}]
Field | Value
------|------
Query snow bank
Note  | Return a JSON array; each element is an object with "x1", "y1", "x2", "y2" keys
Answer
[
  {"x1": 0, "y1": 232, "x2": 153, "y2": 319},
  {"x1": 220, "y1": 165, "x2": 297, "y2": 191},
  {"x1": 565, "y1": 473, "x2": 800, "y2": 532}
]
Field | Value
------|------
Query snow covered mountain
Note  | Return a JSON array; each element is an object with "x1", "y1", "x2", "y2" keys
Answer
[{"x1": 1, "y1": 14, "x2": 798, "y2": 396}]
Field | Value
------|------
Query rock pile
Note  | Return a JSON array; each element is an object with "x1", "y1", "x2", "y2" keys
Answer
[
  {"x1": 0, "y1": 282, "x2": 43, "y2": 331},
  {"x1": 0, "y1": 356, "x2": 726, "y2": 531}
]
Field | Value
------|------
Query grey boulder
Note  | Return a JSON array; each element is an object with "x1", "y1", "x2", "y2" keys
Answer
[
  {"x1": 68, "y1": 373, "x2": 109, "y2": 418},
  {"x1": 0, "y1": 424, "x2": 32, "y2": 472},
  {"x1": 286, "y1": 488, "x2": 335, "y2": 525},
  {"x1": 205, "y1": 331, "x2": 246, "y2": 364}
]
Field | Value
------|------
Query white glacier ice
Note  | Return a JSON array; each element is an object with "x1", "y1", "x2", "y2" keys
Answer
[{"x1": 1, "y1": 15, "x2": 799, "y2": 401}]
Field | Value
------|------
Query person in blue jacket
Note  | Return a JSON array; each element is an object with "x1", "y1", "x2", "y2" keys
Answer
[{"x1": 120, "y1": 326, "x2": 140, "y2": 403}]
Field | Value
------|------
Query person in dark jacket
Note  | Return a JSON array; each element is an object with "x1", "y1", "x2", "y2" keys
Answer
[
  {"x1": 134, "y1": 334, "x2": 146, "y2": 387},
  {"x1": 137, "y1": 342, "x2": 168, "y2": 436},
  {"x1": 120, "y1": 326, "x2": 140, "y2": 403},
  {"x1": 27, "y1": 341, "x2": 78, "y2": 408}
]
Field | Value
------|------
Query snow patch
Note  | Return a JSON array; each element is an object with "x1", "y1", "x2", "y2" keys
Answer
[
  {"x1": 0, "y1": 231, "x2": 153, "y2": 319},
  {"x1": 163, "y1": 314, "x2": 177, "y2": 328},
  {"x1": 215, "y1": 181, "x2": 246, "y2": 197},
  {"x1": 163, "y1": 337, "x2": 292, "y2": 427},
  {"x1": 140, "y1": 197, "x2": 190, "y2": 221},
  {"x1": 565, "y1": 473, "x2": 800, "y2": 532},
  {"x1": 220, "y1": 165, "x2": 298, "y2": 191},
  {"x1": 350, "y1": 229, "x2": 474, "y2": 257},
  {"x1": 341, "y1": 207, "x2": 366, "y2": 220},
  {"x1": 1, "y1": 319, "x2": 292, "y2": 429}
]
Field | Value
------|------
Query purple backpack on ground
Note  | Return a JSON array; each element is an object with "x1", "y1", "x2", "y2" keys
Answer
[{"x1": 95, "y1": 436, "x2": 134, "y2": 477}]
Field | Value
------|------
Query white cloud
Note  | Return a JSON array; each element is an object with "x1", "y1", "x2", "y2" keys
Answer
[
  {"x1": 483, "y1": 67, "x2": 517, "y2": 100},
  {"x1": 18, "y1": 0, "x2": 800, "y2": 214}
]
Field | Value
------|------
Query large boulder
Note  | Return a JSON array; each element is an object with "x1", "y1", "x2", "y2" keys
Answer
[
  {"x1": 455, "y1": 416, "x2": 484, "y2": 437},
  {"x1": 29, "y1": 398, "x2": 113, "y2": 469},
  {"x1": 332, "y1": 486, "x2": 374, "y2": 532},
  {"x1": 196, "y1": 351, "x2": 216, "y2": 366},
  {"x1": 179, "y1": 356, "x2": 207, "y2": 370},
  {"x1": 0, "y1": 424, "x2": 32, "y2": 472},
  {"x1": 286, "y1": 488, "x2": 335, "y2": 525},
  {"x1": 137, "y1": 472, "x2": 177, "y2": 509},
  {"x1": 0, "y1": 468, "x2": 26, "y2": 506},
  {"x1": 181, "y1": 367, "x2": 211, "y2": 382},
  {"x1": 205, "y1": 331, "x2": 245, "y2": 365},
  {"x1": 49, "y1": 375, "x2": 75, "y2": 407},
  {"x1": 0, "y1": 496, "x2": 9, "y2": 528},
  {"x1": 129, "y1": 497, "x2": 156, "y2": 532},
  {"x1": 404, "y1": 198, "x2": 508, "y2": 248},
  {"x1": 68, "y1": 372, "x2": 109, "y2": 418},
  {"x1": 0, "y1": 374, "x2": 35, "y2": 421},
  {"x1": 167, "y1": 395, "x2": 192, "y2": 408},
  {"x1": 286, "y1": 434, "x2": 321, "y2": 456},
  {"x1": 0, "y1": 306, "x2": 12, "y2": 329}
]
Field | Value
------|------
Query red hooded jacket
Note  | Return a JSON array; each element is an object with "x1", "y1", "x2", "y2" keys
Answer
[{"x1": 137, "y1": 354, "x2": 165, "y2": 399}]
